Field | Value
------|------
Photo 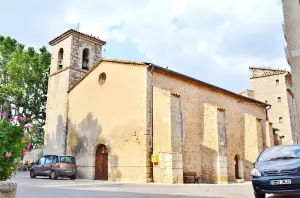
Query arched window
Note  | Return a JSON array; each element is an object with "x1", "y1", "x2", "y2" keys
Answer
[
  {"x1": 82, "y1": 48, "x2": 90, "y2": 70},
  {"x1": 58, "y1": 48, "x2": 64, "y2": 69},
  {"x1": 98, "y1": 72, "x2": 106, "y2": 85}
]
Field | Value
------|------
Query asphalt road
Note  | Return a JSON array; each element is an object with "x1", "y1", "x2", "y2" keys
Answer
[{"x1": 14, "y1": 172, "x2": 300, "y2": 198}]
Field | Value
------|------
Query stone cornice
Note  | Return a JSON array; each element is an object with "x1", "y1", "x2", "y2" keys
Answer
[
  {"x1": 49, "y1": 67, "x2": 88, "y2": 77},
  {"x1": 49, "y1": 67, "x2": 69, "y2": 77}
]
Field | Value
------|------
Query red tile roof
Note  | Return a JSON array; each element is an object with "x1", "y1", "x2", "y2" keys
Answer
[{"x1": 67, "y1": 58, "x2": 269, "y2": 107}]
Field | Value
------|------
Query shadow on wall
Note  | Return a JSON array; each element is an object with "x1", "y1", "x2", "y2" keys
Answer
[
  {"x1": 226, "y1": 116, "x2": 245, "y2": 183},
  {"x1": 109, "y1": 152, "x2": 121, "y2": 181},
  {"x1": 68, "y1": 113, "x2": 103, "y2": 156},
  {"x1": 200, "y1": 144, "x2": 219, "y2": 184},
  {"x1": 182, "y1": 103, "x2": 205, "y2": 181},
  {"x1": 67, "y1": 113, "x2": 121, "y2": 181},
  {"x1": 244, "y1": 159, "x2": 253, "y2": 181},
  {"x1": 44, "y1": 115, "x2": 64, "y2": 154}
]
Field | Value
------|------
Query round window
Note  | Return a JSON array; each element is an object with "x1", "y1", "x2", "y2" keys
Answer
[{"x1": 98, "y1": 72, "x2": 106, "y2": 85}]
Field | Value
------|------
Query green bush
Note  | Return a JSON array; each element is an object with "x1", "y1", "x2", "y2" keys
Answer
[{"x1": 0, "y1": 112, "x2": 38, "y2": 181}]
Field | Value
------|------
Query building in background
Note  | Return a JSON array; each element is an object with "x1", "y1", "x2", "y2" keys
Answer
[{"x1": 241, "y1": 67, "x2": 296, "y2": 145}]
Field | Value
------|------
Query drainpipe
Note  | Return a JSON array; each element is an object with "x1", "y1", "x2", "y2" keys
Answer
[
  {"x1": 149, "y1": 65, "x2": 154, "y2": 182},
  {"x1": 266, "y1": 104, "x2": 271, "y2": 121},
  {"x1": 64, "y1": 94, "x2": 70, "y2": 155}
]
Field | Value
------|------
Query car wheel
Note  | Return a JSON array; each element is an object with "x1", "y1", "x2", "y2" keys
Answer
[
  {"x1": 50, "y1": 170, "x2": 57, "y2": 180},
  {"x1": 30, "y1": 170, "x2": 36, "y2": 178},
  {"x1": 70, "y1": 175, "x2": 76, "y2": 180},
  {"x1": 254, "y1": 193, "x2": 265, "y2": 198}
]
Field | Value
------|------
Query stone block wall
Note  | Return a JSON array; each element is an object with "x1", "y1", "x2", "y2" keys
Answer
[
  {"x1": 152, "y1": 71, "x2": 268, "y2": 183},
  {"x1": 152, "y1": 87, "x2": 183, "y2": 183},
  {"x1": 201, "y1": 103, "x2": 228, "y2": 184},
  {"x1": 69, "y1": 68, "x2": 88, "y2": 88},
  {"x1": 265, "y1": 121, "x2": 274, "y2": 148},
  {"x1": 244, "y1": 114, "x2": 263, "y2": 180},
  {"x1": 71, "y1": 36, "x2": 102, "y2": 70},
  {"x1": 256, "y1": 119, "x2": 264, "y2": 152}
]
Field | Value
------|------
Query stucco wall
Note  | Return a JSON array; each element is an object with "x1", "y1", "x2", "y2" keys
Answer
[
  {"x1": 67, "y1": 62, "x2": 148, "y2": 182},
  {"x1": 49, "y1": 36, "x2": 73, "y2": 74},
  {"x1": 152, "y1": 71, "x2": 268, "y2": 183},
  {"x1": 44, "y1": 68, "x2": 70, "y2": 155},
  {"x1": 44, "y1": 36, "x2": 73, "y2": 155}
]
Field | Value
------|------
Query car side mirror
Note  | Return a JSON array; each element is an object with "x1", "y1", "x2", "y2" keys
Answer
[{"x1": 35, "y1": 161, "x2": 39, "y2": 165}]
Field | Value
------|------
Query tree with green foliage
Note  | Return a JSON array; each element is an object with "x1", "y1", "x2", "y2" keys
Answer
[{"x1": 0, "y1": 35, "x2": 51, "y2": 149}]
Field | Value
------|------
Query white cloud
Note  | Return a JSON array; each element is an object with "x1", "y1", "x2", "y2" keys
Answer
[
  {"x1": 63, "y1": 0, "x2": 287, "y2": 91},
  {"x1": 110, "y1": 29, "x2": 126, "y2": 42}
]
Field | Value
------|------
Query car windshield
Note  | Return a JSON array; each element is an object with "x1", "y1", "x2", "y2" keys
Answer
[
  {"x1": 258, "y1": 146, "x2": 300, "y2": 162},
  {"x1": 59, "y1": 156, "x2": 76, "y2": 164}
]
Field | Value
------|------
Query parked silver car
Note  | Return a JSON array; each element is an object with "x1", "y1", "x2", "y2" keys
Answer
[{"x1": 29, "y1": 155, "x2": 77, "y2": 180}]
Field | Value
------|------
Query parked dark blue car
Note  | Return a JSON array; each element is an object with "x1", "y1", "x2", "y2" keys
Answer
[{"x1": 252, "y1": 145, "x2": 300, "y2": 198}]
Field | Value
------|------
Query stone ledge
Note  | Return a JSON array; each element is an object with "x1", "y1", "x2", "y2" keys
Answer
[
  {"x1": 0, "y1": 181, "x2": 17, "y2": 193},
  {"x1": 0, "y1": 181, "x2": 17, "y2": 198}
]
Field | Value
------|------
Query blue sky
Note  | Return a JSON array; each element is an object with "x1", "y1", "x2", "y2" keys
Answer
[{"x1": 0, "y1": 0, "x2": 288, "y2": 93}]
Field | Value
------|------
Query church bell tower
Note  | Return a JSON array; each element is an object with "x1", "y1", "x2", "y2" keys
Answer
[{"x1": 43, "y1": 29, "x2": 106, "y2": 155}]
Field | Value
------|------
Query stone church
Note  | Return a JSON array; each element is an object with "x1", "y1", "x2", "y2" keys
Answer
[{"x1": 44, "y1": 29, "x2": 275, "y2": 184}]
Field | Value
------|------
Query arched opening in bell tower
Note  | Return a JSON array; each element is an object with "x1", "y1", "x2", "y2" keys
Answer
[
  {"x1": 58, "y1": 48, "x2": 64, "y2": 69},
  {"x1": 82, "y1": 48, "x2": 90, "y2": 70}
]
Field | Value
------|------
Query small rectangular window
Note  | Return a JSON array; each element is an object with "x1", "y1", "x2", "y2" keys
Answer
[
  {"x1": 276, "y1": 79, "x2": 279, "y2": 84},
  {"x1": 279, "y1": 117, "x2": 283, "y2": 123},
  {"x1": 278, "y1": 97, "x2": 282, "y2": 102}
]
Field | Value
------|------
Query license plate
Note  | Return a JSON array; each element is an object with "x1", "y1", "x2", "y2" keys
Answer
[
  {"x1": 65, "y1": 170, "x2": 73, "y2": 173},
  {"x1": 270, "y1": 179, "x2": 292, "y2": 185}
]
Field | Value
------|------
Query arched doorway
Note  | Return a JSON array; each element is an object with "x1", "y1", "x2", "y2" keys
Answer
[
  {"x1": 235, "y1": 155, "x2": 241, "y2": 179},
  {"x1": 95, "y1": 144, "x2": 108, "y2": 180}
]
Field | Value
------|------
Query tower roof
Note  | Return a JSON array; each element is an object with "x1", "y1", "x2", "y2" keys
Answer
[
  {"x1": 49, "y1": 29, "x2": 106, "y2": 46},
  {"x1": 249, "y1": 66, "x2": 288, "y2": 79}
]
